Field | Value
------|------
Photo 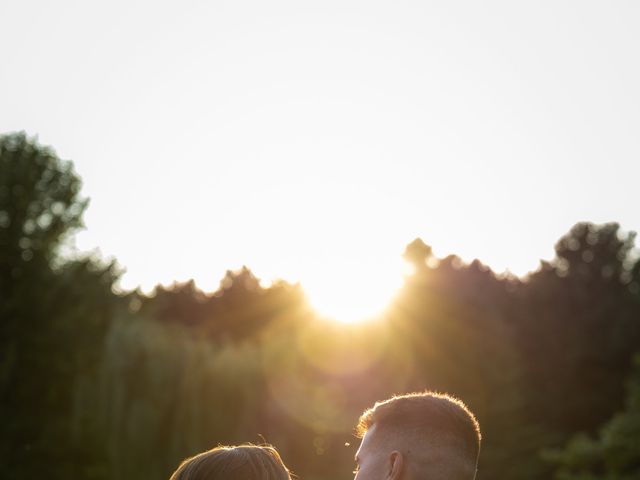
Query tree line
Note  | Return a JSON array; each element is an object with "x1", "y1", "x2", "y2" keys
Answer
[{"x1": 1, "y1": 132, "x2": 640, "y2": 480}]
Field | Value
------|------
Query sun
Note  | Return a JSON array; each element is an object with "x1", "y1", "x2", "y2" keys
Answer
[{"x1": 302, "y1": 272, "x2": 403, "y2": 324}]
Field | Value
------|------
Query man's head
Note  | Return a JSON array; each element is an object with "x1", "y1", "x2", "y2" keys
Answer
[{"x1": 354, "y1": 392, "x2": 481, "y2": 480}]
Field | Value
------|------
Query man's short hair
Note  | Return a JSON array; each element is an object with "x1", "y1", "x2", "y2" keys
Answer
[{"x1": 357, "y1": 391, "x2": 481, "y2": 477}]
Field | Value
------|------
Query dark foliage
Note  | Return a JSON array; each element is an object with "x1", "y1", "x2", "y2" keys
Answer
[
  {"x1": 544, "y1": 354, "x2": 640, "y2": 480},
  {"x1": 0, "y1": 133, "x2": 122, "y2": 478}
]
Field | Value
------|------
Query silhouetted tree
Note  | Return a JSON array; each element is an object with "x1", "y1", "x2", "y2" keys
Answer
[
  {"x1": 403, "y1": 237, "x2": 432, "y2": 274},
  {"x1": 0, "y1": 132, "x2": 120, "y2": 479},
  {"x1": 140, "y1": 280, "x2": 208, "y2": 326}
]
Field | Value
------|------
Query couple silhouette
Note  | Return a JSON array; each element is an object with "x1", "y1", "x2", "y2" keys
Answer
[{"x1": 170, "y1": 391, "x2": 481, "y2": 480}]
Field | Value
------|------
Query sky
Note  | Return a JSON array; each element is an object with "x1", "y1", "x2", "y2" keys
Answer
[{"x1": 1, "y1": 1, "x2": 639, "y2": 320}]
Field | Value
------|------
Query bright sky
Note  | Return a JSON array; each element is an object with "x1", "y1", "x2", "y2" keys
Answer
[{"x1": 1, "y1": 1, "x2": 639, "y2": 320}]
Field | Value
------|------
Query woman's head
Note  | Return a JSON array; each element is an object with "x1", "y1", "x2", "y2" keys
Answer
[{"x1": 170, "y1": 444, "x2": 292, "y2": 480}]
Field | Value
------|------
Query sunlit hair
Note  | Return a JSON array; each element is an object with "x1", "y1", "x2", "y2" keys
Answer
[
  {"x1": 169, "y1": 444, "x2": 292, "y2": 480},
  {"x1": 357, "y1": 391, "x2": 481, "y2": 476}
]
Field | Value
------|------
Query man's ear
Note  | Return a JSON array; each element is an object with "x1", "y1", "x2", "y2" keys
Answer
[{"x1": 387, "y1": 451, "x2": 404, "y2": 480}]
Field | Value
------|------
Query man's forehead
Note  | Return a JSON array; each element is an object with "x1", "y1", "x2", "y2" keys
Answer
[
  {"x1": 357, "y1": 424, "x2": 441, "y2": 456},
  {"x1": 355, "y1": 425, "x2": 379, "y2": 458}
]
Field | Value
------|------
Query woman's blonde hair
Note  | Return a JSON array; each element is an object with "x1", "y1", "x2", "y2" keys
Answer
[{"x1": 169, "y1": 444, "x2": 292, "y2": 480}]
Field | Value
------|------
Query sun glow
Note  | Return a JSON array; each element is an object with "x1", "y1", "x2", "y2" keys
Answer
[{"x1": 302, "y1": 267, "x2": 404, "y2": 324}]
